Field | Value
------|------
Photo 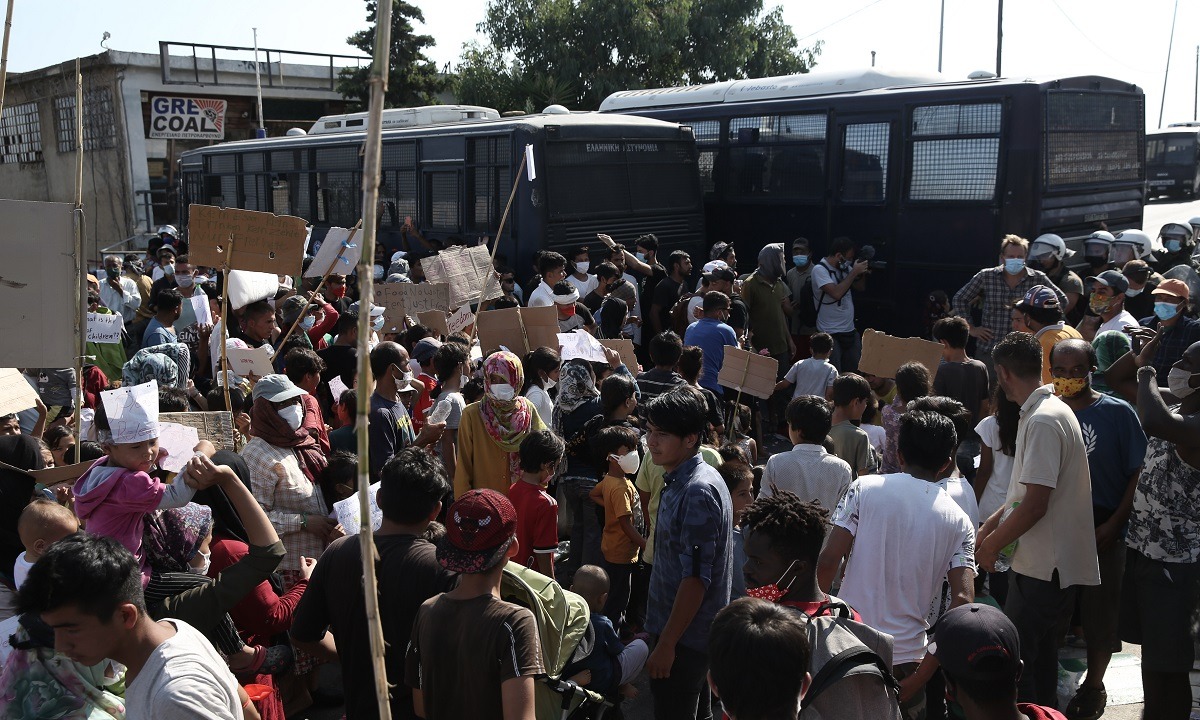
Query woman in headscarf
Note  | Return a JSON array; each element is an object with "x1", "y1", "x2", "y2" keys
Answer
[
  {"x1": 453, "y1": 350, "x2": 547, "y2": 497},
  {"x1": 1092, "y1": 329, "x2": 1133, "y2": 398},
  {"x1": 122, "y1": 342, "x2": 191, "y2": 389},
  {"x1": 240, "y1": 375, "x2": 335, "y2": 589}
]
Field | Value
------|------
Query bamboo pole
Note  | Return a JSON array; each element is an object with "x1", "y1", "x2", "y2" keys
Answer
[
  {"x1": 470, "y1": 147, "x2": 528, "y2": 341},
  {"x1": 0, "y1": 0, "x2": 13, "y2": 121},
  {"x1": 275, "y1": 220, "x2": 361, "y2": 352},
  {"x1": 72, "y1": 61, "x2": 85, "y2": 445},
  {"x1": 355, "y1": 0, "x2": 393, "y2": 717},
  {"x1": 219, "y1": 235, "x2": 235, "y2": 443}
]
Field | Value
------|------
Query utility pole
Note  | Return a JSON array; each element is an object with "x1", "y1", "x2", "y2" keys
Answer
[
  {"x1": 938, "y1": 0, "x2": 945, "y2": 73},
  {"x1": 871, "y1": 51, "x2": 876, "y2": 68},
  {"x1": 995, "y1": 0, "x2": 1003, "y2": 77},
  {"x1": 1158, "y1": 0, "x2": 1179, "y2": 129},
  {"x1": 1193, "y1": 44, "x2": 1197, "y2": 122},
  {"x1": 252, "y1": 28, "x2": 265, "y2": 138}
]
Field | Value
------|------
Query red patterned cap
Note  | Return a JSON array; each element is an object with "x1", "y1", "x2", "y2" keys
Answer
[{"x1": 437, "y1": 489, "x2": 517, "y2": 573}]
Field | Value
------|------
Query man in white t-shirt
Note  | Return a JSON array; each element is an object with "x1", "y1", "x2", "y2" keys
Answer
[
  {"x1": 818, "y1": 409, "x2": 976, "y2": 720},
  {"x1": 976, "y1": 332, "x2": 1099, "y2": 707},
  {"x1": 811, "y1": 236, "x2": 869, "y2": 372},
  {"x1": 1082, "y1": 270, "x2": 1137, "y2": 340}
]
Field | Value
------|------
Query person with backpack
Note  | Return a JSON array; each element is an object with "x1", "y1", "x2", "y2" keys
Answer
[{"x1": 811, "y1": 236, "x2": 870, "y2": 372}]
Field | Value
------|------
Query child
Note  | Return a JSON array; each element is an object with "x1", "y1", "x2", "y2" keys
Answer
[
  {"x1": 568, "y1": 565, "x2": 649, "y2": 700},
  {"x1": 510, "y1": 430, "x2": 565, "y2": 579},
  {"x1": 461, "y1": 377, "x2": 486, "y2": 405},
  {"x1": 588, "y1": 426, "x2": 645, "y2": 626},
  {"x1": 775, "y1": 331, "x2": 838, "y2": 400},
  {"x1": 719, "y1": 460, "x2": 755, "y2": 600},
  {"x1": 860, "y1": 392, "x2": 887, "y2": 456},
  {"x1": 14, "y1": 499, "x2": 79, "y2": 589},
  {"x1": 827, "y1": 374, "x2": 876, "y2": 478},
  {"x1": 328, "y1": 388, "x2": 358, "y2": 454},
  {"x1": 429, "y1": 342, "x2": 470, "y2": 480},
  {"x1": 708, "y1": 598, "x2": 812, "y2": 719},
  {"x1": 635, "y1": 331, "x2": 686, "y2": 403},
  {"x1": 730, "y1": 403, "x2": 759, "y2": 464},
  {"x1": 678, "y1": 346, "x2": 725, "y2": 440}
]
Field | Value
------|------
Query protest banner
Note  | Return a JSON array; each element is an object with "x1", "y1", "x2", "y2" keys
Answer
[
  {"x1": 599, "y1": 338, "x2": 639, "y2": 372},
  {"x1": 373, "y1": 284, "x2": 407, "y2": 334},
  {"x1": 0, "y1": 368, "x2": 39, "y2": 416},
  {"x1": 188, "y1": 204, "x2": 308, "y2": 276},
  {"x1": 398, "y1": 283, "x2": 451, "y2": 314},
  {"x1": 717, "y1": 347, "x2": 779, "y2": 399},
  {"x1": 417, "y1": 310, "x2": 450, "y2": 339},
  {"x1": 558, "y1": 330, "x2": 607, "y2": 363},
  {"x1": 0, "y1": 200, "x2": 77, "y2": 367},
  {"x1": 858, "y1": 329, "x2": 945, "y2": 379},
  {"x1": 156, "y1": 422, "x2": 201, "y2": 473},
  {"x1": 421, "y1": 245, "x2": 504, "y2": 308},
  {"x1": 226, "y1": 270, "x2": 279, "y2": 311},
  {"x1": 227, "y1": 345, "x2": 275, "y2": 379},
  {"x1": 447, "y1": 305, "x2": 475, "y2": 336},
  {"x1": 476, "y1": 305, "x2": 559, "y2": 356},
  {"x1": 86, "y1": 312, "x2": 124, "y2": 344},
  {"x1": 160, "y1": 411, "x2": 237, "y2": 452},
  {"x1": 304, "y1": 227, "x2": 361, "y2": 278}
]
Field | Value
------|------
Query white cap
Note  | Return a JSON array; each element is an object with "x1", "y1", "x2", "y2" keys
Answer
[
  {"x1": 702, "y1": 260, "x2": 730, "y2": 274},
  {"x1": 100, "y1": 380, "x2": 159, "y2": 444},
  {"x1": 350, "y1": 300, "x2": 386, "y2": 318}
]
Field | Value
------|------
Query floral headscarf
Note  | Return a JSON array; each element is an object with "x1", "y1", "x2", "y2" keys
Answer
[
  {"x1": 122, "y1": 343, "x2": 191, "y2": 389},
  {"x1": 480, "y1": 351, "x2": 536, "y2": 451},
  {"x1": 552, "y1": 359, "x2": 599, "y2": 433},
  {"x1": 143, "y1": 502, "x2": 213, "y2": 575}
]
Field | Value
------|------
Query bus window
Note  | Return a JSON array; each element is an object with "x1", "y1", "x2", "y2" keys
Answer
[
  {"x1": 689, "y1": 120, "x2": 720, "y2": 193},
  {"x1": 727, "y1": 114, "x2": 826, "y2": 199},
  {"x1": 908, "y1": 103, "x2": 1001, "y2": 202},
  {"x1": 840, "y1": 123, "x2": 889, "y2": 203},
  {"x1": 467, "y1": 136, "x2": 511, "y2": 232},
  {"x1": 426, "y1": 171, "x2": 461, "y2": 231}
]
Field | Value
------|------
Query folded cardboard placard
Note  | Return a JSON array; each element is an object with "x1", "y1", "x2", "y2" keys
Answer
[
  {"x1": 159, "y1": 411, "x2": 237, "y2": 452},
  {"x1": 599, "y1": 338, "x2": 639, "y2": 373},
  {"x1": 717, "y1": 346, "x2": 778, "y2": 399},
  {"x1": 188, "y1": 204, "x2": 308, "y2": 276},
  {"x1": 421, "y1": 245, "x2": 504, "y2": 308},
  {"x1": 476, "y1": 305, "x2": 559, "y2": 356},
  {"x1": 0, "y1": 368, "x2": 39, "y2": 416},
  {"x1": 858, "y1": 329, "x2": 945, "y2": 379},
  {"x1": 417, "y1": 310, "x2": 450, "y2": 339},
  {"x1": 0, "y1": 459, "x2": 95, "y2": 488}
]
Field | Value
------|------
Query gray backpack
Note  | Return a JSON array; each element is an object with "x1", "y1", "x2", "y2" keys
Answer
[{"x1": 794, "y1": 599, "x2": 903, "y2": 720}]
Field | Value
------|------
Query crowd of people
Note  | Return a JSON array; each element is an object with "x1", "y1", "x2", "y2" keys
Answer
[{"x1": 0, "y1": 218, "x2": 1198, "y2": 720}]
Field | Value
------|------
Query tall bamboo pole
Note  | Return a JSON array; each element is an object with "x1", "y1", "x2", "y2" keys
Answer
[
  {"x1": 355, "y1": 1, "x2": 394, "y2": 718},
  {"x1": 0, "y1": 0, "x2": 14, "y2": 121},
  {"x1": 72, "y1": 61, "x2": 85, "y2": 445}
]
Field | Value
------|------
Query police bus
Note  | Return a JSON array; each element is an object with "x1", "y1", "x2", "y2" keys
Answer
[
  {"x1": 602, "y1": 70, "x2": 1146, "y2": 334},
  {"x1": 1146, "y1": 123, "x2": 1200, "y2": 200},
  {"x1": 178, "y1": 107, "x2": 704, "y2": 276}
]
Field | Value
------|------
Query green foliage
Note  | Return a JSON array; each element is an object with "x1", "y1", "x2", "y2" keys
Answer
[
  {"x1": 338, "y1": 0, "x2": 450, "y2": 107},
  {"x1": 454, "y1": 0, "x2": 821, "y2": 111}
]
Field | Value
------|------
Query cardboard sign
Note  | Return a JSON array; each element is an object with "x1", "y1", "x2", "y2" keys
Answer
[
  {"x1": 0, "y1": 200, "x2": 77, "y2": 367},
  {"x1": 0, "y1": 368, "x2": 39, "y2": 416},
  {"x1": 447, "y1": 305, "x2": 475, "y2": 336},
  {"x1": 558, "y1": 330, "x2": 607, "y2": 363},
  {"x1": 373, "y1": 285, "x2": 407, "y2": 334},
  {"x1": 0, "y1": 459, "x2": 94, "y2": 488},
  {"x1": 421, "y1": 245, "x2": 504, "y2": 308},
  {"x1": 398, "y1": 283, "x2": 451, "y2": 314},
  {"x1": 599, "y1": 338, "x2": 638, "y2": 373},
  {"x1": 227, "y1": 345, "x2": 275, "y2": 379},
  {"x1": 304, "y1": 226, "x2": 361, "y2": 278},
  {"x1": 159, "y1": 411, "x2": 236, "y2": 452},
  {"x1": 417, "y1": 310, "x2": 450, "y2": 339},
  {"x1": 87, "y1": 312, "x2": 124, "y2": 344},
  {"x1": 188, "y1": 204, "x2": 308, "y2": 276},
  {"x1": 156, "y1": 422, "x2": 201, "y2": 474},
  {"x1": 858, "y1": 329, "x2": 945, "y2": 380},
  {"x1": 476, "y1": 305, "x2": 559, "y2": 356},
  {"x1": 717, "y1": 346, "x2": 779, "y2": 399}
]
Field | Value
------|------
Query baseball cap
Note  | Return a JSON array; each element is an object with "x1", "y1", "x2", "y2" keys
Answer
[
  {"x1": 412, "y1": 337, "x2": 443, "y2": 363},
  {"x1": 1085, "y1": 269, "x2": 1129, "y2": 295},
  {"x1": 252, "y1": 374, "x2": 307, "y2": 403},
  {"x1": 437, "y1": 489, "x2": 517, "y2": 574},
  {"x1": 1017, "y1": 284, "x2": 1059, "y2": 310},
  {"x1": 709, "y1": 267, "x2": 736, "y2": 284},
  {"x1": 158, "y1": 244, "x2": 177, "y2": 258},
  {"x1": 702, "y1": 260, "x2": 729, "y2": 275},
  {"x1": 1121, "y1": 259, "x2": 1151, "y2": 279},
  {"x1": 1152, "y1": 278, "x2": 1190, "y2": 301},
  {"x1": 349, "y1": 300, "x2": 386, "y2": 319},
  {"x1": 933, "y1": 603, "x2": 1021, "y2": 681}
]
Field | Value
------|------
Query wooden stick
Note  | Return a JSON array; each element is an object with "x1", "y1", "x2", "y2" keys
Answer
[
  {"x1": 0, "y1": 0, "x2": 13, "y2": 121},
  {"x1": 470, "y1": 148, "x2": 528, "y2": 342},
  {"x1": 275, "y1": 220, "x2": 362, "y2": 352},
  {"x1": 728, "y1": 352, "x2": 750, "y2": 441},
  {"x1": 356, "y1": 1, "x2": 394, "y2": 716},
  {"x1": 220, "y1": 234, "x2": 235, "y2": 446},
  {"x1": 72, "y1": 61, "x2": 85, "y2": 445}
]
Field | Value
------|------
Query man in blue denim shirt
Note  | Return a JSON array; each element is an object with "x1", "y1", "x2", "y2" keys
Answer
[{"x1": 644, "y1": 387, "x2": 734, "y2": 720}]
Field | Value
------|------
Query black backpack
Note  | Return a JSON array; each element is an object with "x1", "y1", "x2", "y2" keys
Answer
[{"x1": 797, "y1": 260, "x2": 839, "y2": 329}]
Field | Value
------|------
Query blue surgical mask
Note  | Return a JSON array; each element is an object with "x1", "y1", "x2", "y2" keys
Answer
[
  {"x1": 1003, "y1": 258, "x2": 1025, "y2": 275},
  {"x1": 1166, "y1": 239, "x2": 1183, "y2": 253},
  {"x1": 792, "y1": 255, "x2": 809, "y2": 268},
  {"x1": 300, "y1": 316, "x2": 316, "y2": 331},
  {"x1": 636, "y1": 252, "x2": 647, "y2": 263},
  {"x1": 372, "y1": 315, "x2": 385, "y2": 332},
  {"x1": 1154, "y1": 301, "x2": 1179, "y2": 321}
]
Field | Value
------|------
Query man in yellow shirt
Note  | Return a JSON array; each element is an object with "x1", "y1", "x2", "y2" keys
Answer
[{"x1": 1012, "y1": 285, "x2": 1081, "y2": 385}]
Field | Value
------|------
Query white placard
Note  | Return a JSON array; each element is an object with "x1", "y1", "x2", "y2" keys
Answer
[
  {"x1": 86, "y1": 312, "x2": 124, "y2": 344},
  {"x1": 227, "y1": 270, "x2": 279, "y2": 311},
  {"x1": 557, "y1": 330, "x2": 608, "y2": 363},
  {"x1": 304, "y1": 227, "x2": 361, "y2": 278},
  {"x1": 227, "y1": 345, "x2": 275, "y2": 379},
  {"x1": 447, "y1": 305, "x2": 475, "y2": 335},
  {"x1": 334, "y1": 482, "x2": 382, "y2": 535},
  {"x1": 328, "y1": 374, "x2": 349, "y2": 402},
  {"x1": 100, "y1": 380, "x2": 159, "y2": 444},
  {"x1": 156, "y1": 422, "x2": 200, "y2": 473},
  {"x1": 190, "y1": 294, "x2": 213, "y2": 327}
]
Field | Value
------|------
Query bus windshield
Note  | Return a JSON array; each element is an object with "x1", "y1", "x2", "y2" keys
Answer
[{"x1": 1147, "y1": 135, "x2": 1197, "y2": 166}]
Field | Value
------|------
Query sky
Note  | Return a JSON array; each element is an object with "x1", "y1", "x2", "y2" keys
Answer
[{"x1": 8, "y1": 0, "x2": 1200, "y2": 126}]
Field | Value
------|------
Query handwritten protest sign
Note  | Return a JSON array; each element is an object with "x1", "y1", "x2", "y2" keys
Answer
[
  {"x1": 227, "y1": 345, "x2": 275, "y2": 379},
  {"x1": 558, "y1": 330, "x2": 607, "y2": 363},
  {"x1": 188, "y1": 204, "x2": 307, "y2": 276},
  {"x1": 599, "y1": 339, "x2": 638, "y2": 372},
  {"x1": 87, "y1": 312, "x2": 124, "y2": 344},
  {"x1": 476, "y1": 305, "x2": 559, "y2": 356},
  {"x1": 190, "y1": 294, "x2": 213, "y2": 326},
  {"x1": 858, "y1": 329, "x2": 945, "y2": 380},
  {"x1": 398, "y1": 283, "x2": 451, "y2": 314},
  {"x1": 421, "y1": 245, "x2": 503, "y2": 308},
  {"x1": 157, "y1": 422, "x2": 201, "y2": 473},
  {"x1": 304, "y1": 227, "x2": 361, "y2": 277},
  {"x1": 373, "y1": 285, "x2": 407, "y2": 334},
  {"x1": 717, "y1": 347, "x2": 778, "y2": 399},
  {"x1": 0, "y1": 200, "x2": 76, "y2": 366},
  {"x1": 447, "y1": 305, "x2": 475, "y2": 335},
  {"x1": 0, "y1": 368, "x2": 39, "y2": 416},
  {"x1": 160, "y1": 411, "x2": 236, "y2": 452},
  {"x1": 328, "y1": 375, "x2": 349, "y2": 403},
  {"x1": 335, "y1": 483, "x2": 382, "y2": 535},
  {"x1": 417, "y1": 310, "x2": 450, "y2": 339}
]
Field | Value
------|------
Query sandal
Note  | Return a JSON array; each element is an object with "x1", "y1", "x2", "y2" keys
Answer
[{"x1": 1065, "y1": 684, "x2": 1107, "y2": 720}]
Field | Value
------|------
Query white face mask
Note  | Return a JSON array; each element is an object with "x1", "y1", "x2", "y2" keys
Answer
[
  {"x1": 543, "y1": 374, "x2": 556, "y2": 390},
  {"x1": 278, "y1": 403, "x2": 304, "y2": 430},
  {"x1": 576, "y1": 261, "x2": 590, "y2": 275},
  {"x1": 372, "y1": 315, "x2": 385, "y2": 332},
  {"x1": 1125, "y1": 287, "x2": 1142, "y2": 297},
  {"x1": 460, "y1": 374, "x2": 471, "y2": 388},
  {"x1": 1167, "y1": 368, "x2": 1198, "y2": 399},
  {"x1": 489, "y1": 383, "x2": 516, "y2": 401},
  {"x1": 175, "y1": 273, "x2": 195, "y2": 289},
  {"x1": 188, "y1": 550, "x2": 211, "y2": 575},
  {"x1": 613, "y1": 450, "x2": 641, "y2": 475}
]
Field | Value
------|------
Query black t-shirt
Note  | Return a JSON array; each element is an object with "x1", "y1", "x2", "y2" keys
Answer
[
  {"x1": 582, "y1": 290, "x2": 606, "y2": 313},
  {"x1": 729, "y1": 297, "x2": 749, "y2": 333},
  {"x1": 291, "y1": 533, "x2": 456, "y2": 720},
  {"x1": 641, "y1": 264, "x2": 667, "y2": 308},
  {"x1": 318, "y1": 344, "x2": 358, "y2": 387},
  {"x1": 652, "y1": 276, "x2": 684, "y2": 331},
  {"x1": 932, "y1": 358, "x2": 990, "y2": 436}
]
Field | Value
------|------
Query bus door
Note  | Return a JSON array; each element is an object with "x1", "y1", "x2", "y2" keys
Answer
[{"x1": 830, "y1": 115, "x2": 899, "y2": 328}]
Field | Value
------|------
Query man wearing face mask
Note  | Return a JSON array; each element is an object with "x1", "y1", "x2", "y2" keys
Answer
[
  {"x1": 1130, "y1": 279, "x2": 1200, "y2": 376},
  {"x1": 952, "y1": 236, "x2": 1066, "y2": 380},
  {"x1": 786, "y1": 237, "x2": 815, "y2": 357},
  {"x1": 565, "y1": 245, "x2": 598, "y2": 297},
  {"x1": 1120, "y1": 259, "x2": 1162, "y2": 321},
  {"x1": 151, "y1": 244, "x2": 177, "y2": 282},
  {"x1": 367, "y1": 342, "x2": 443, "y2": 482},
  {"x1": 1027, "y1": 234, "x2": 1083, "y2": 323},
  {"x1": 1080, "y1": 270, "x2": 1137, "y2": 341},
  {"x1": 1152, "y1": 222, "x2": 1196, "y2": 275},
  {"x1": 1048, "y1": 339, "x2": 1145, "y2": 720},
  {"x1": 99, "y1": 254, "x2": 141, "y2": 325}
]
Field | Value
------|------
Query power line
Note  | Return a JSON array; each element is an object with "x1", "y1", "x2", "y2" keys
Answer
[
  {"x1": 1047, "y1": 0, "x2": 1156, "y2": 76},
  {"x1": 797, "y1": 0, "x2": 890, "y2": 42}
]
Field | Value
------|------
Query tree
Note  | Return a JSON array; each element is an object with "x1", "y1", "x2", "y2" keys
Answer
[
  {"x1": 454, "y1": 0, "x2": 821, "y2": 111},
  {"x1": 338, "y1": 0, "x2": 450, "y2": 107}
]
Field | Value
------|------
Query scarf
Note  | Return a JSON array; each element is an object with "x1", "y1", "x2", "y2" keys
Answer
[
  {"x1": 144, "y1": 502, "x2": 213, "y2": 574},
  {"x1": 123, "y1": 343, "x2": 191, "y2": 389},
  {"x1": 552, "y1": 360, "x2": 599, "y2": 433},
  {"x1": 480, "y1": 351, "x2": 535, "y2": 451},
  {"x1": 757, "y1": 243, "x2": 786, "y2": 283},
  {"x1": 249, "y1": 396, "x2": 328, "y2": 485}
]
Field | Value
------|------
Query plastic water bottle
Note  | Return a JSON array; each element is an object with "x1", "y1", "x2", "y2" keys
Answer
[
  {"x1": 426, "y1": 400, "x2": 451, "y2": 425},
  {"x1": 992, "y1": 502, "x2": 1020, "y2": 572}
]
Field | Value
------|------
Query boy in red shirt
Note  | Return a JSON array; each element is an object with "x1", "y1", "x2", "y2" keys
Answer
[
  {"x1": 509, "y1": 430, "x2": 564, "y2": 579},
  {"x1": 589, "y1": 426, "x2": 645, "y2": 627}
]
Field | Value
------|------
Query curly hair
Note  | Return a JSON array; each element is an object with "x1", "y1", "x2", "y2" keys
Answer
[{"x1": 739, "y1": 490, "x2": 830, "y2": 566}]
